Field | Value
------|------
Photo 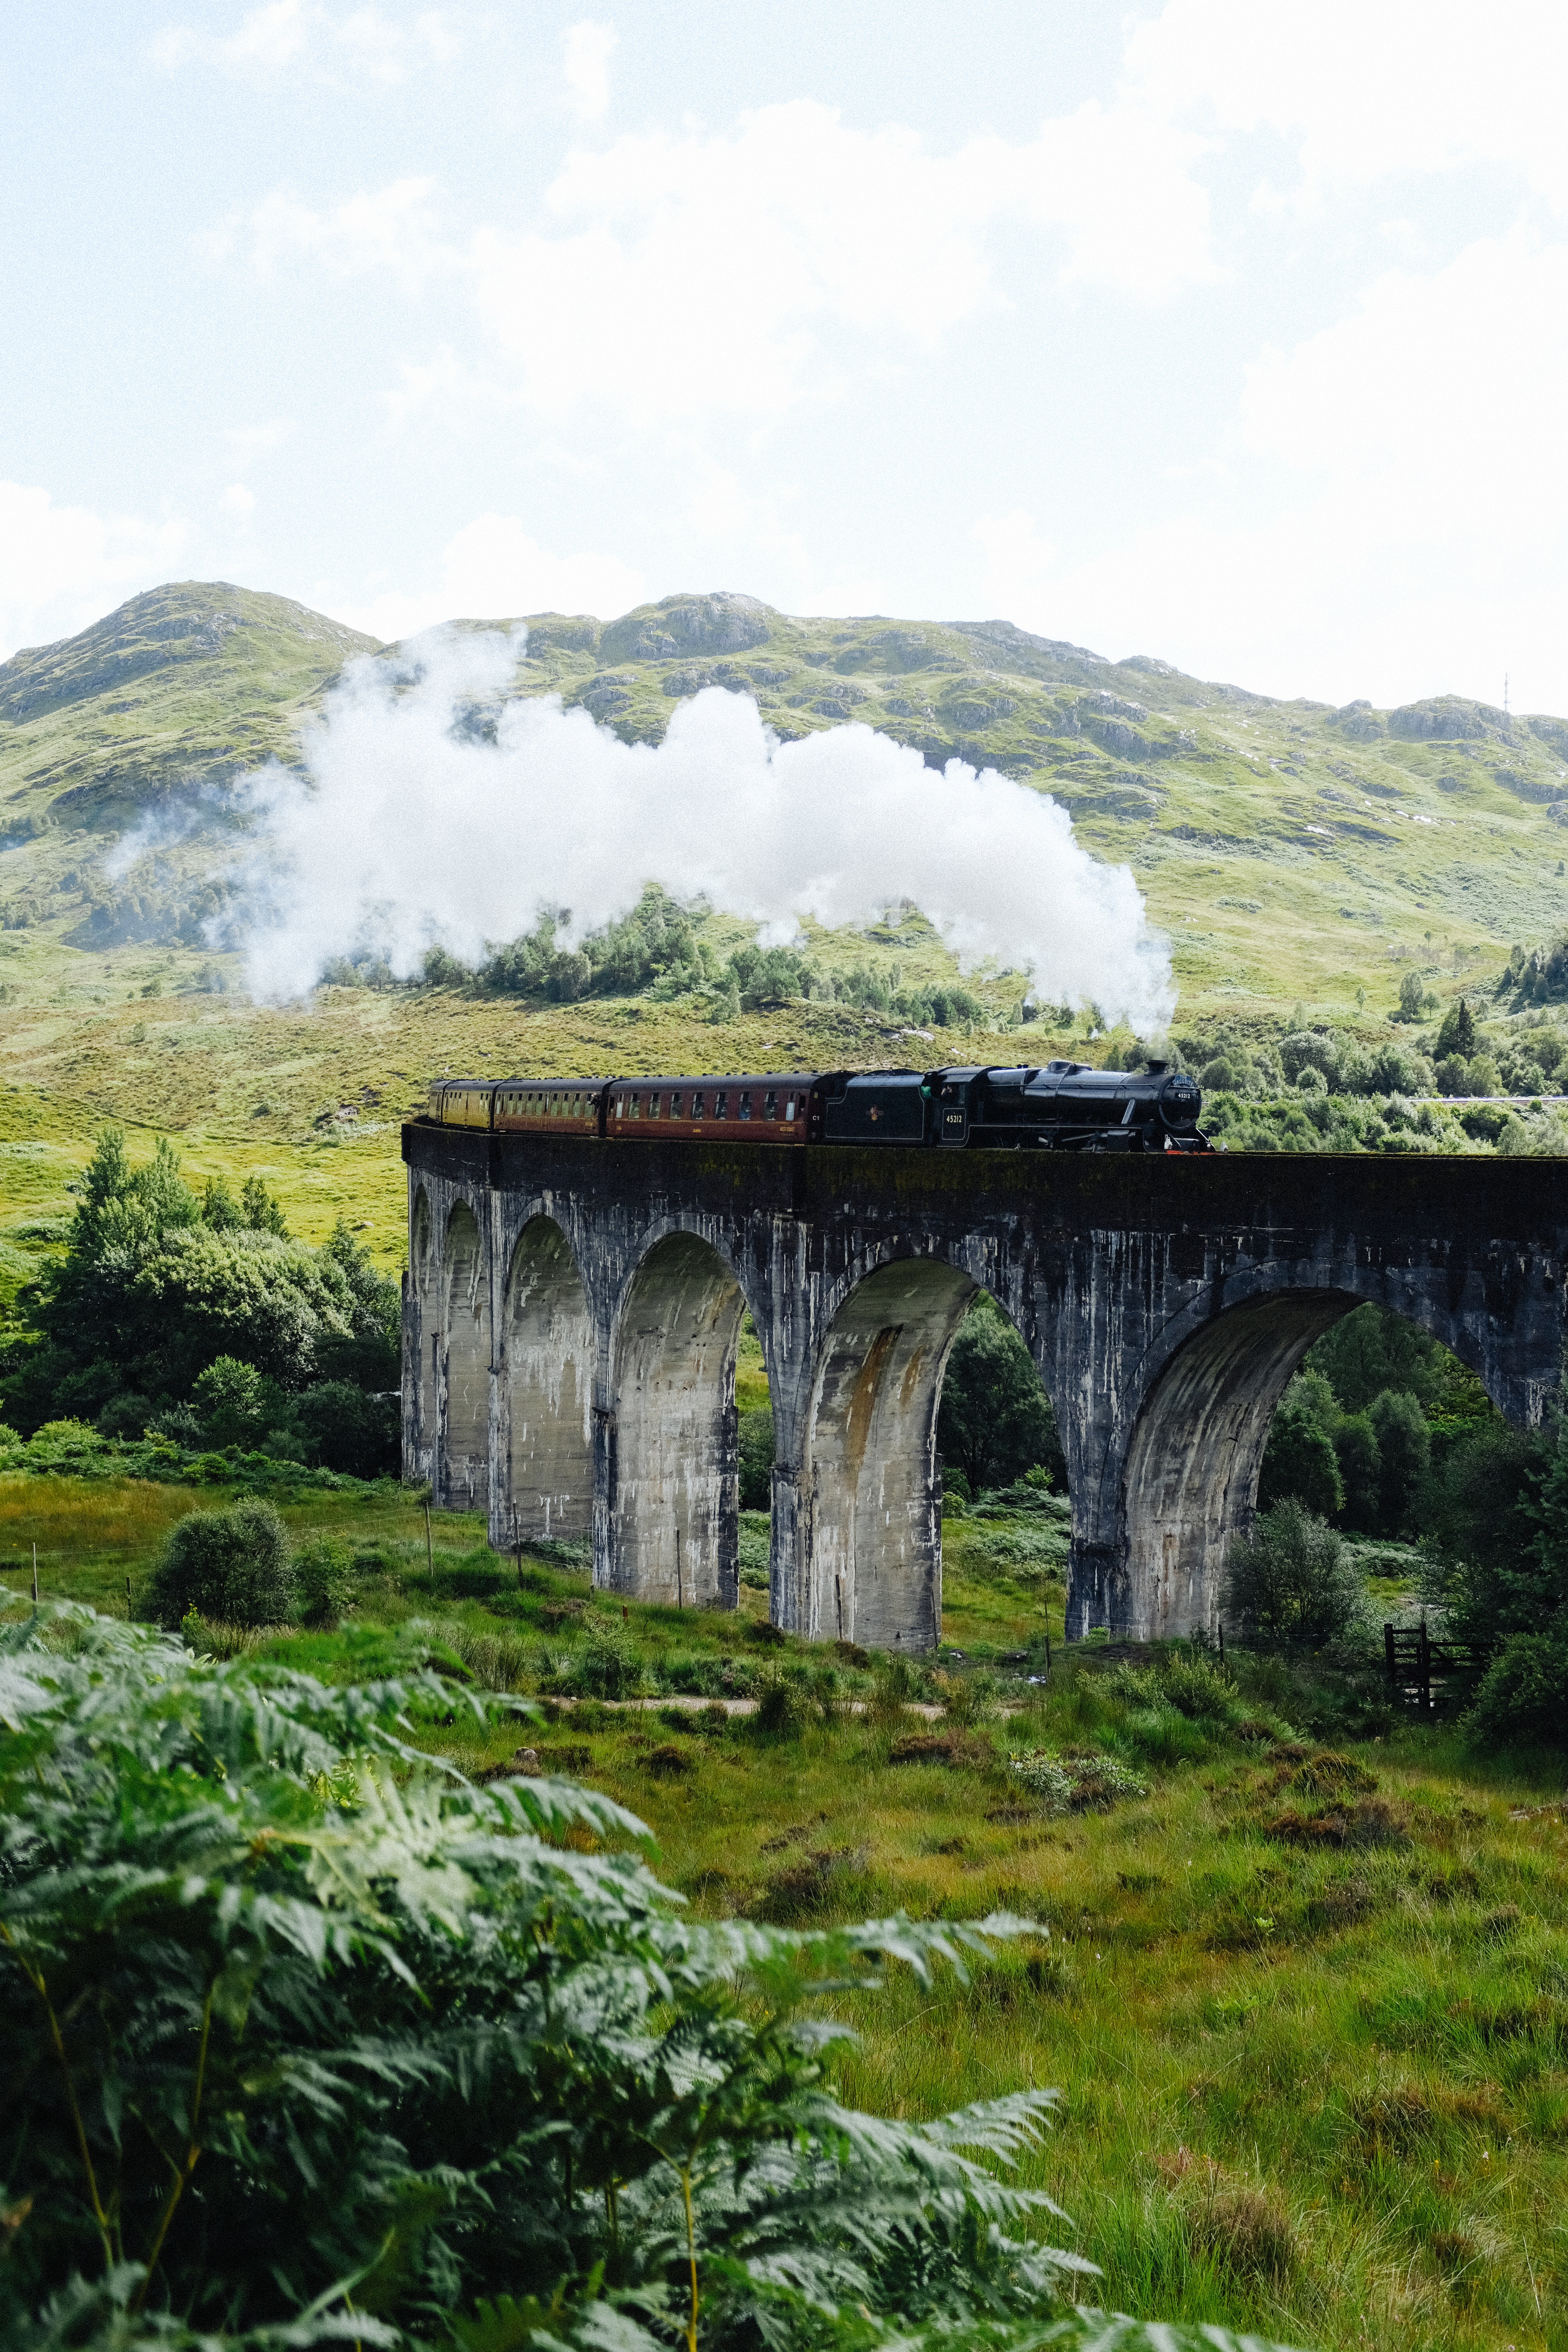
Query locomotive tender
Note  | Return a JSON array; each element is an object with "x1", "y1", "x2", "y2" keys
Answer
[{"x1": 424, "y1": 1059, "x2": 1210, "y2": 1153}]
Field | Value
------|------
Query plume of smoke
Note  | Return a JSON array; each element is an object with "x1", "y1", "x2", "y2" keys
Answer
[
  {"x1": 105, "y1": 790, "x2": 228, "y2": 882},
  {"x1": 226, "y1": 626, "x2": 1175, "y2": 1031}
]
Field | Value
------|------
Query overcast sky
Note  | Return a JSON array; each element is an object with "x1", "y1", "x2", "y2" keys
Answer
[{"x1": 4, "y1": 0, "x2": 1566, "y2": 710}]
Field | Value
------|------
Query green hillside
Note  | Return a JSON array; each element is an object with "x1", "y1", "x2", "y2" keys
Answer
[
  {"x1": 4, "y1": 580, "x2": 1567, "y2": 1013},
  {"x1": 1, "y1": 578, "x2": 1567, "y2": 1249}
]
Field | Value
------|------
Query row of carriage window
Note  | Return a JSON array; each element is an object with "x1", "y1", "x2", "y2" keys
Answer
[
  {"x1": 616, "y1": 1089, "x2": 797, "y2": 1122},
  {"x1": 492, "y1": 1089, "x2": 799, "y2": 1122}
]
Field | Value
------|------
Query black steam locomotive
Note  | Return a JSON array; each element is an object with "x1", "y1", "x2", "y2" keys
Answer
[{"x1": 425, "y1": 1059, "x2": 1209, "y2": 1154}]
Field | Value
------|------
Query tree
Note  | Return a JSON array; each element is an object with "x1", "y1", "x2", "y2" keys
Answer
[
  {"x1": 1419, "y1": 1417, "x2": 1552, "y2": 1642},
  {"x1": 0, "y1": 1137, "x2": 396, "y2": 1441},
  {"x1": 284, "y1": 1381, "x2": 399, "y2": 1477},
  {"x1": 1369, "y1": 1387, "x2": 1431, "y2": 1531},
  {"x1": 739, "y1": 1405, "x2": 775, "y2": 1509},
  {"x1": 1435, "y1": 997, "x2": 1477, "y2": 1061},
  {"x1": 937, "y1": 1292, "x2": 1064, "y2": 1494},
  {"x1": 191, "y1": 1355, "x2": 284, "y2": 1448},
  {"x1": 1308, "y1": 1304, "x2": 1442, "y2": 1414},
  {"x1": 1258, "y1": 1370, "x2": 1344, "y2": 1518},
  {"x1": 1334, "y1": 1411, "x2": 1383, "y2": 1532},
  {"x1": 1397, "y1": 970, "x2": 1425, "y2": 1020},
  {"x1": 241, "y1": 1174, "x2": 289, "y2": 1236},
  {"x1": 1222, "y1": 1498, "x2": 1363, "y2": 1648}
]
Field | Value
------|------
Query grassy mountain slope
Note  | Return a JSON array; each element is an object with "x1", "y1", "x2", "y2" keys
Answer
[{"x1": 1, "y1": 579, "x2": 1566, "y2": 1252}]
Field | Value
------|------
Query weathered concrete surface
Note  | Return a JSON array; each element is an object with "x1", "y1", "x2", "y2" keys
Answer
[{"x1": 404, "y1": 1127, "x2": 1568, "y2": 1646}]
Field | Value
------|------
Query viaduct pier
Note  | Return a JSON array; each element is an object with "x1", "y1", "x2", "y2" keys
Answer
[{"x1": 402, "y1": 1123, "x2": 1568, "y2": 1646}]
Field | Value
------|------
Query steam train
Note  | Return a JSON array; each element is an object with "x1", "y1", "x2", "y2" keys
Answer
[{"x1": 423, "y1": 1060, "x2": 1211, "y2": 1154}]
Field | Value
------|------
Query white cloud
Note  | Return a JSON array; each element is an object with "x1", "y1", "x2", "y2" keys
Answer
[
  {"x1": 230, "y1": 97, "x2": 1218, "y2": 426},
  {"x1": 220, "y1": 483, "x2": 257, "y2": 517},
  {"x1": 1125, "y1": 0, "x2": 1568, "y2": 214},
  {"x1": 322, "y1": 513, "x2": 647, "y2": 641},
  {"x1": 221, "y1": 417, "x2": 293, "y2": 465},
  {"x1": 0, "y1": 484, "x2": 187, "y2": 665},
  {"x1": 245, "y1": 176, "x2": 448, "y2": 283},
  {"x1": 976, "y1": 241, "x2": 1568, "y2": 706},
  {"x1": 560, "y1": 19, "x2": 616, "y2": 123},
  {"x1": 153, "y1": 0, "x2": 462, "y2": 83}
]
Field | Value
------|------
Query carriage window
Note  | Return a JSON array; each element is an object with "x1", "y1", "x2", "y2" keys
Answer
[
  {"x1": 739, "y1": 1091, "x2": 752, "y2": 1120},
  {"x1": 785, "y1": 1097, "x2": 796, "y2": 1121},
  {"x1": 654, "y1": 1093, "x2": 666, "y2": 1118},
  {"x1": 614, "y1": 1099, "x2": 624, "y2": 1120},
  {"x1": 714, "y1": 1091, "x2": 729, "y2": 1118},
  {"x1": 669, "y1": 1091, "x2": 683, "y2": 1118},
  {"x1": 690, "y1": 1090, "x2": 705, "y2": 1117},
  {"x1": 629, "y1": 1093, "x2": 641, "y2": 1118},
  {"x1": 764, "y1": 1091, "x2": 778, "y2": 1119}
]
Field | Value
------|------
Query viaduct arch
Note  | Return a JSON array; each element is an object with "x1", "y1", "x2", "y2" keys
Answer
[{"x1": 403, "y1": 1127, "x2": 1568, "y2": 1647}]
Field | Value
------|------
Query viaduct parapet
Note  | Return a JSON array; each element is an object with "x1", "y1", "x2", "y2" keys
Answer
[{"x1": 402, "y1": 1125, "x2": 1568, "y2": 1647}]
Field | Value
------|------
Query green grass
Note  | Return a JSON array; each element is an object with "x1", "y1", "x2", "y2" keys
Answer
[{"x1": 9, "y1": 1470, "x2": 1566, "y2": 2351}]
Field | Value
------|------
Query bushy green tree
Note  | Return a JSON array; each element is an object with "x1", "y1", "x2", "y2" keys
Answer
[
  {"x1": 241, "y1": 1174, "x2": 289, "y2": 1236},
  {"x1": 1334, "y1": 1410, "x2": 1383, "y2": 1532},
  {"x1": 191, "y1": 1356, "x2": 284, "y2": 1449},
  {"x1": 1221, "y1": 1498, "x2": 1364, "y2": 1648},
  {"x1": 1307, "y1": 1303, "x2": 1441, "y2": 1414},
  {"x1": 0, "y1": 1609, "x2": 1278, "y2": 2352},
  {"x1": 1258, "y1": 1370, "x2": 1344, "y2": 1518},
  {"x1": 1419, "y1": 1419, "x2": 1551, "y2": 1642},
  {"x1": 145, "y1": 1499, "x2": 295, "y2": 1627},
  {"x1": 936, "y1": 1293, "x2": 1064, "y2": 1494},
  {"x1": 283, "y1": 1381, "x2": 398, "y2": 1477},
  {"x1": 0, "y1": 1135, "x2": 397, "y2": 1454},
  {"x1": 1369, "y1": 1388, "x2": 1431, "y2": 1531},
  {"x1": 1435, "y1": 997, "x2": 1477, "y2": 1061}
]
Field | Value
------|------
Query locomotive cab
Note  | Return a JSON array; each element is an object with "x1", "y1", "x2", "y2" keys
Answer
[
  {"x1": 822, "y1": 1070, "x2": 929, "y2": 1144},
  {"x1": 932, "y1": 1066, "x2": 1038, "y2": 1147}
]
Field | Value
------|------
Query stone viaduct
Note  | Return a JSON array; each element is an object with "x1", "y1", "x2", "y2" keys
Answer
[{"x1": 402, "y1": 1122, "x2": 1568, "y2": 1646}]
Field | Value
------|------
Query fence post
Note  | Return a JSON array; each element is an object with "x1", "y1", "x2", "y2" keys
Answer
[{"x1": 1418, "y1": 1615, "x2": 1432, "y2": 1714}]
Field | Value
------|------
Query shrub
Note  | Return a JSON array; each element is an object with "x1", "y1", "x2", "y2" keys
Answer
[
  {"x1": 144, "y1": 1498, "x2": 295, "y2": 1627},
  {"x1": 96, "y1": 1390, "x2": 156, "y2": 1439},
  {"x1": 1009, "y1": 1749, "x2": 1147, "y2": 1811},
  {"x1": 293, "y1": 1537, "x2": 356, "y2": 1627},
  {"x1": 756, "y1": 1674, "x2": 808, "y2": 1734},
  {"x1": 572, "y1": 1619, "x2": 642, "y2": 1697},
  {"x1": 1222, "y1": 1499, "x2": 1363, "y2": 1648},
  {"x1": 1465, "y1": 1629, "x2": 1568, "y2": 1749}
]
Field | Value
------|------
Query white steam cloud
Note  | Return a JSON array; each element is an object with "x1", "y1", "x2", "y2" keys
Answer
[{"x1": 225, "y1": 627, "x2": 1175, "y2": 1031}]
